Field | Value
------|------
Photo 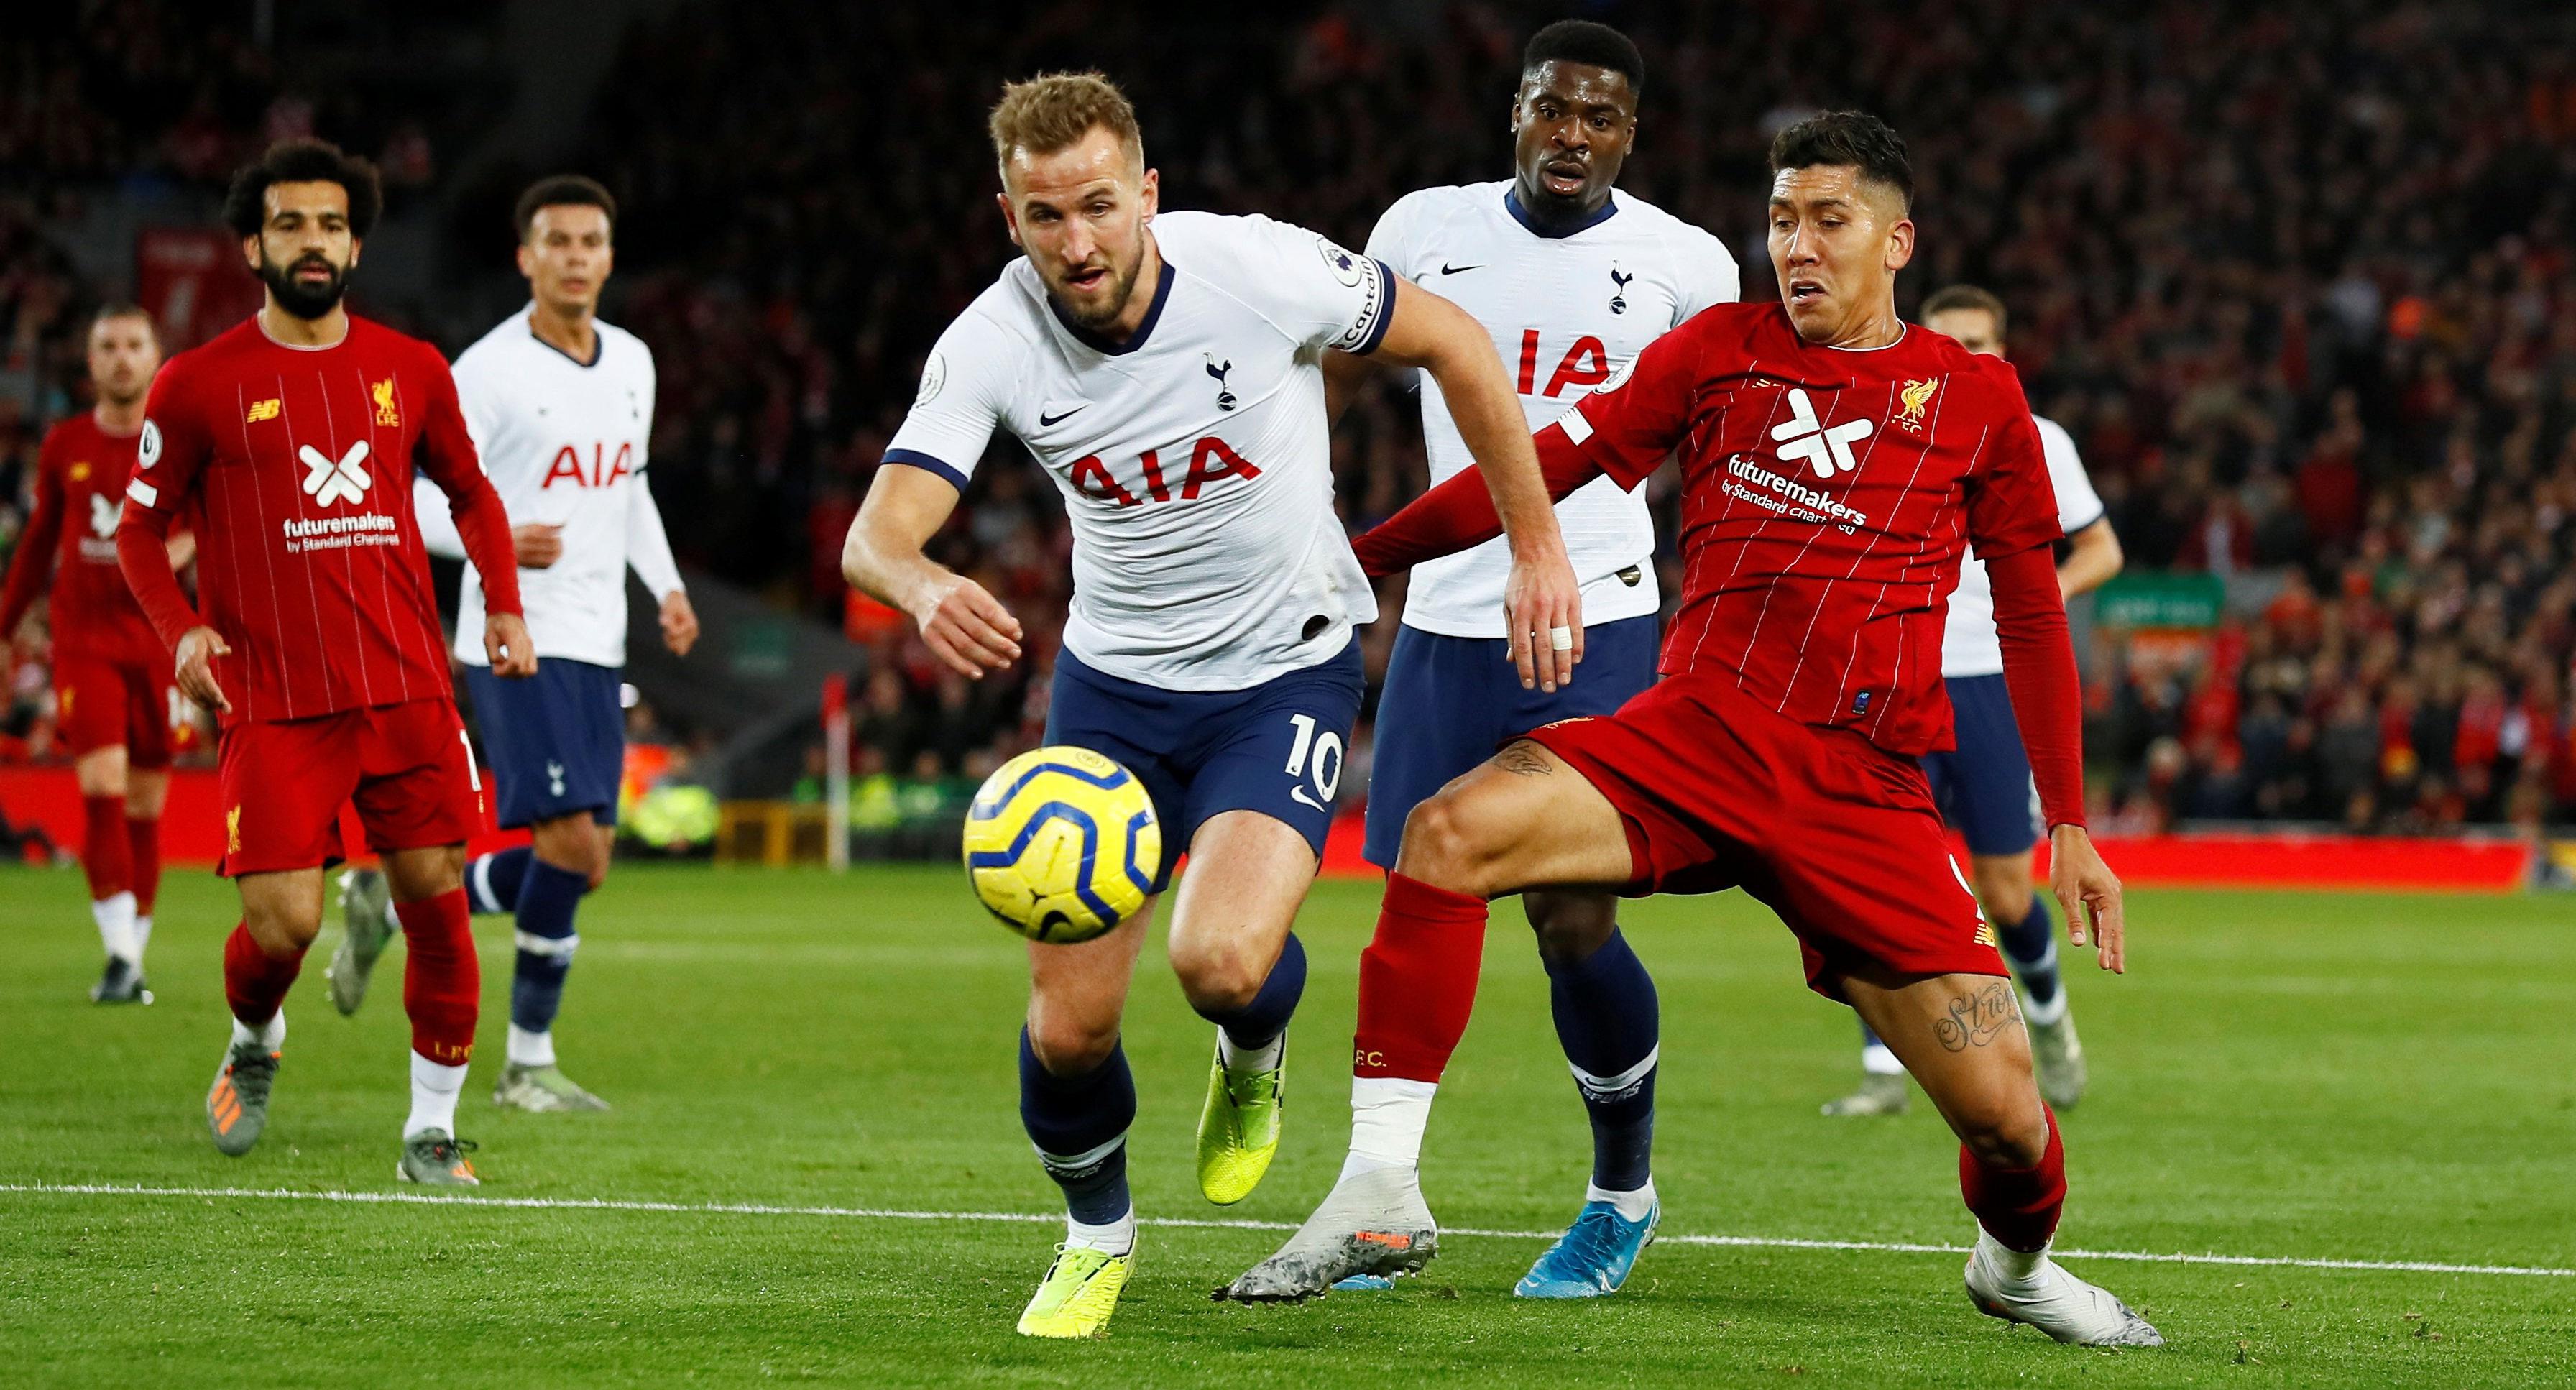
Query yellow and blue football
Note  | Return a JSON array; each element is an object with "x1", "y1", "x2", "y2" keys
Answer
[{"x1": 962, "y1": 746, "x2": 1162, "y2": 944}]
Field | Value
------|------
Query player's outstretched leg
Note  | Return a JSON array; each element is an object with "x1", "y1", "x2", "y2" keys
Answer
[
  {"x1": 114, "y1": 801, "x2": 164, "y2": 1003},
  {"x1": 1223, "y1": 745, "x2": 1634, "y2": 1302},
  {"x1": 1171, "y1": 811, "x2": 1320, "y2": 1207},
  {"x1": 1849, "y1": 970, "x2": 2158, "y2": 1348},
  {"x1": 1823, "y1": 1020, "x2": 1911, "y2": 1115},
  {"x1": 495, "y1": 829, "x2": 606, "y2": 1112},
  {"x1": 209, "y1": 920, "x2": 300, "y2": 1154},
  {"x1": 326, "y1": 867, "x2": 396, "y2": 1016},
  {"x1": 1517, "y1": 894, "x2": 1661, "y2": 1298},
  {"x1": 387, "y1": 850, "x2": 482, "y2": 1187},
  {"x1": 1017, "y1": 908, "x2": 1149, "y2": 1338}
]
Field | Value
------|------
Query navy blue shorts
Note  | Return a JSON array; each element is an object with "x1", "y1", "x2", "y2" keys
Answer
[
  {"x1": 1920, "y1": 673, "x2": 2042, "y2": 858},
  {"x1": 1363, "y1": 614, "x2": 1662, "y2": 868},
  {"x1": 465, "y1": 657, "x2": 625, "y2": 830},
  {"x1": 1044, "y1": 638, "x2": 1366, "y2": 892}
]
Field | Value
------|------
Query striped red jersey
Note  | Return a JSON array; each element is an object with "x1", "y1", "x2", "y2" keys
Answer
[
  {"x1": 117, "y1": 314, "x2": 521, "y2": 724},
  {"x1": 1540, "y1": 302, "x2": 2063, "y2": 755},
  {"x1": 0, "y1": 414, "x2": 162, "y2": 664}
]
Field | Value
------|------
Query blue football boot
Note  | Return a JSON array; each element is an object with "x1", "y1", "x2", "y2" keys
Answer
[{"x1": 1514, "y1": 1197, "x2": 1659, "y2": 1298}]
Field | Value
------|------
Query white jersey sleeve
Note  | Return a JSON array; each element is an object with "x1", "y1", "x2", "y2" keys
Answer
[
  {"x1": 1667, "y1": 219, "x2": 1742, "y2": 323},
  {"x1": 883, "y1": 298, "x2": 1026, "y2": 488},
  {"x1": 1174, "y1": 211, "x2": 1394, "y2": 356},
  {"x1": 622, "y1": 361, "x2": 682, "y2": 599},
  {"x1": 1940, "y1": 412, "x2": 2105, "y2": 677}
]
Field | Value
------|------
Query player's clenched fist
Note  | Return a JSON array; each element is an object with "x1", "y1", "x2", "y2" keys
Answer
[
  {"x1": 172, "y1": 625, "x2": 233, "y2": 714},
  {"x1": 658, "y1": 589, "x2": 699, "y2": 657},
  {"x1": 911, "y1": 572, "x2": 1022, "y2": 680},
  {"x1": 485, "y1": 611, "x2": 540, "y2": 678}
]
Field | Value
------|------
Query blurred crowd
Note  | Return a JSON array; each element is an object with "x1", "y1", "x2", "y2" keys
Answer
[{"x1": 7, "y1": 0, "x2": 2576, "y2": 832}]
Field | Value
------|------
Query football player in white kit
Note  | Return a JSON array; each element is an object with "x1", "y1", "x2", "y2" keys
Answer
[
  {"x1": 1823, "y1": 284, "x2": 2124, "y2": 1118},
  {"x1": 1326, "y1": 19, "x2": 1736, "y2": 1299},
  {"x1": 840, "y1": 73, "x2": 1580, "y2": 1338},
  {"x1": 334, "y1": 176, "x2": 699, "y2": 1115}
]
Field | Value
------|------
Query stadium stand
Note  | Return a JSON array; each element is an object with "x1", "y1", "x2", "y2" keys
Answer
[{"x1": 4, "y1": 0, "x2": 2573, "y2": 837}]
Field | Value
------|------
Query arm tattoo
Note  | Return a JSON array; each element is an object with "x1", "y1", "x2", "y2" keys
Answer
[
  {"x1": 1932, "y1": 980, "x2": 2019, "y2": 1053},
  {"x1": 1491, "y1": 742, "x2": 1553, "y2": 777}
]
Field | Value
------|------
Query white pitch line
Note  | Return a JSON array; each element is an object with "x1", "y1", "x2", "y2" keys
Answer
[{"x1": 4, "y1": 1182, "x2": 2568, "y2": 1280}]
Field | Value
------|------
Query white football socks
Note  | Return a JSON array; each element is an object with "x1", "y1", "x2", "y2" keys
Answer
[
  {"x1": 1861, "y1": 1041, "x2": 1905, "y2": 1077},
  {"x1": 2020, "y1": 986, "x2": 2069, "y2": 1028},
  {"x1": 1974, "y1": 1228, "x2": 2051, "y2": 1291},
  {"x1": 1586, "y1": 1177, "x2": 1658, "y2": 1223},
  {"x1": 1338, "y1": 1076, "x2": 1438, "y2": 1182},
  {"x1": 1066, "y1": 1209, "x2": 1136, "y2": 1256},
  {"x1": 405, "y1": 1051, "x2": 467, "y2": 1138},
  {"x1": 507, "y1": 1024, "x2": 557, "y2": 1069},
  {"x1": 1215, "y1": 1028, "x2": 1282, "y2": 1075},
  {"x1": 91, "y1": 891, "x2": 139, "y2": 965},
  {"x1": 229, "y1": 1009, "x2": 285, "y2": 1052},
  {"x1": 133, "y1": 913, "x2": 153, "y2": 959}
]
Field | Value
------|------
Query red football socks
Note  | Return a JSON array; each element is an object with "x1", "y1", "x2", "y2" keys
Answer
[
  {"x1": 1352, "y1": 873, "x2": 1490, "y2": 1082},
  {"x1": 80, "y1": 796, "x2": 130, "y2": 902},
  {"x1": 1961, "y1": 1105, "x2": 2067, "y2": 1253},
  {"x1": 125, "y1": 816, "x2": 162, "y2": 916},
  {"x1": 222, "y1": 924, "x2": 304, "y2": 1031},
  {"x1": 397, "y1": 889, "x2": 479, "y2": 1066}
]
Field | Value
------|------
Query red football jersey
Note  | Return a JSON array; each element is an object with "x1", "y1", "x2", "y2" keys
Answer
[
  {"x1": 117, "y1": 313, "x2": 522, "y2": 724},
  {"x1": 1540, "y1": 302, "x2": 2063, "y2": 755},
  {"x1": 0, "y1": 414, "x2": 161, "y2": 663}
]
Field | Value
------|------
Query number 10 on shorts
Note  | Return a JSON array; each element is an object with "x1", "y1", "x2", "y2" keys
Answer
[{"x1": 1284, "y1": 713, "x2": 1343, "y2": 811}]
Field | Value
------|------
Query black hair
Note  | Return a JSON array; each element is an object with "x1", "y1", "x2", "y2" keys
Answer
[
  {"x1": 1522, "y1": 19, "x2": 1643, "y2": 95},
  {"x1": 515, "y1": 174, "x2": 618, "y2": 241},
  {"x1": 1770, "y1": 110, "x2": 1913, "y2": 208},
  {"x1": 222, "y1": 137, "x2": 384, "y2": 239}
]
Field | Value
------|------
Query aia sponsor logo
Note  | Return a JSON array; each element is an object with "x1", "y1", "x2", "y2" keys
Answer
[
  {"x1": 543, "y1": 442, "x2": 635, "y2": 489},
  {"x1": 1069, "y1": 436, "x2": 1259, "y2": 507}
]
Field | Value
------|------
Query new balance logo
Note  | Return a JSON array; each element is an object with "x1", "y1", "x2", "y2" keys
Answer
[
  {"x1": 1770, "y1": 388, "x2": 1873, "y2": 479},
  {"x1": 298, "y1": 441, "x2": 373, "y2": 507}
]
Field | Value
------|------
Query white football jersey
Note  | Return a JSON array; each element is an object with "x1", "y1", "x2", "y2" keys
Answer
[
  {"x1": 1366, "y1": 182, "x2": 1738, "y2": 638},
  {"x1": 886, "y1": 211, "x2": 1390, "y2": 691},
  {"x1": 1941, "y1": 414, "x2": 2104, "y2": 678},
  {"x1": 416, "y1": 307, "x2": 683, "y2": 669}
]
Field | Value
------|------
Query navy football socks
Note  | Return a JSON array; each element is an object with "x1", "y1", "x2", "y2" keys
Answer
[
  {"x1": 507, "y1": 859, "x2": 589, "y2": 1037},
  {"x1": 1545, "y1": 928, "x2": 1660, "y2": 1194},
  {"x1": 1997, "y1": 898, "x2": 2063, "y2": 1010},
  {"x1": 1194, "y1": 930, "x2": 1307, "y2": 1052},
  {"x1": 1018, "y1": 1028, "x2": 1136, "y2": 1227},
  {"x1": 467, "y1": 845, "x2": 535, "y2": 916}
]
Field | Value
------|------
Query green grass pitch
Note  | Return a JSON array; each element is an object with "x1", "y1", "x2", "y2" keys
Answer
[{"x1": 2, "y1": 862, "x2": 2570, "y2": 1386}]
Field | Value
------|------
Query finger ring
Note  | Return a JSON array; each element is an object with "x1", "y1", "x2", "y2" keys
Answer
[{"x1": 1548, "y1": 625, "x2": 1575, "y2": 651}]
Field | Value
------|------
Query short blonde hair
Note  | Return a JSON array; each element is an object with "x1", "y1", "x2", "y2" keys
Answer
[{"x1": 988, "y1": 72, "x2": 1143, "y2": 182}]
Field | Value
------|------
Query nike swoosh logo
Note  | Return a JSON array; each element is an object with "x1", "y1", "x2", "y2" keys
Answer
[
  {"x1": 1291, "y1": 786, "x2": 1327, "y2": 811},
  {"x1": 1039, "y1": 407, "x2": 1085, "y2": 426},
  {"x1": 1440, "y1": 263, "x2": 1484, "y2": 275}
]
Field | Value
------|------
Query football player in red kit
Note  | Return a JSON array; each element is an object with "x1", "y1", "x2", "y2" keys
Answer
[
  {"x1": 117, "y1": 139, "x2": 537, "y2": 1185},
  {"x1": 1224, "y1": 112, "x2": 2160, "y2": 1348},
  {"x1": 0, "y1": 306, "x2": 186, "y2": 1004}
]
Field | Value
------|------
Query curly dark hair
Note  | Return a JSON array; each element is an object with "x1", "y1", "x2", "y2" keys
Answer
[
  {"x1": 1770, "y1": 110, "x2": 1913, "y2": 209},
  {"x1": 221, "y1": 137, "x2": 384, "y2": 239}
]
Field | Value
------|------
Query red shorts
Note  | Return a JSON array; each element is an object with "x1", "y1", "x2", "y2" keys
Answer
[
  {"x1": 1524, "y1": 670, "x2": 2005, "y2": 1001},
  {"x1": 54, "y1": 650, "x2": 178, "y2": 767},
  {"x1": 216, "y1": 698, "x2": 485, "y2": 877}
]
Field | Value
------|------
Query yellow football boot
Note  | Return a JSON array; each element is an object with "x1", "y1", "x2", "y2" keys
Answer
[
  {"x1": 1195, "y1": 1035, "x2": 1284, "y2": 1205},
  {"x1": 1016, "y1": 1243, "x2": 1133, "y2": 1338}
]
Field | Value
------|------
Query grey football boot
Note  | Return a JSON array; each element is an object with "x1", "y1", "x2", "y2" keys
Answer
[{"x1": 1218, "y1": 1165, "x2": 1438, "y2": 1302}]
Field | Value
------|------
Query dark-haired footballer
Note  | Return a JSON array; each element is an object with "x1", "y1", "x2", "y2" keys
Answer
[
  {"x1": 116, "y1": 138, "x2": 538, "y2": 1185},
  {"x1": 1323, "y1": 18, "x2": 1736, "y2": 1299},
  {"x1": 1225, "y1": 111, "x2": 2161, "y2": 1349},
  {"x1": 331, "y1": 175, "x2": 697, "y2": 1118}
]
